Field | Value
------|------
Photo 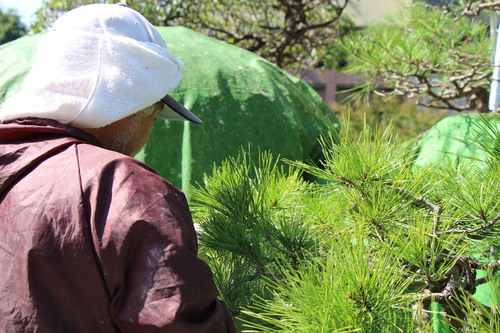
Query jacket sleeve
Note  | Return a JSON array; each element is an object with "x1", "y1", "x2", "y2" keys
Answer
[{"x1": 85, "y1": 157, "x2": 236, "y2": 332}]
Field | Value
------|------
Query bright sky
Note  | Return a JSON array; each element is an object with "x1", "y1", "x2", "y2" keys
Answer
[{"x1": 0, "y1": 0, "x2": 45, "y2": 25}]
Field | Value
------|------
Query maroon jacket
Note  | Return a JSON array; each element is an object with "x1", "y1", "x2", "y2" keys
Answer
[{"x1": 0, "y1": 119, "x2": 236, "y2": 332}]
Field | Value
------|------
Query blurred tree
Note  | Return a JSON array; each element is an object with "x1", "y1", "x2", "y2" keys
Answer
[
  {"x1": 31, "y1": 0, "x2": 185, "y2": 33},
  {"x1": 31, "y1": 0, "x2": 93, "y2": 33},
  {"x1": 173, "y1": 0, "x2": 353, "y2": 70},
  {"x1": 0, "y1": 8, "x2": 26, "y2": 45},
  {"x1": 333, "y1": 95, "x2": 451, "y2": 141},
  {"x1": 341, "y1": 0, "x2": 498, "y2": 113},
  {"x1": 31, "y1": 0, "x2": 353, "y2": 70}
]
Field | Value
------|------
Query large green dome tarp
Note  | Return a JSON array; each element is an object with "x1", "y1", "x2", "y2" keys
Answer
[
  {"x1": 415, "y1": 113, "x2": 500, "y2": 168},
  {"x1": 0, "y1": 27, "x2": 340, "y2": 195}
]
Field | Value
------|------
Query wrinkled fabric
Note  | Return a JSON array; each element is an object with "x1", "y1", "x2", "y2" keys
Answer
[{"x1": 0, "y1": 118, "x2": 236, "y2": 332}]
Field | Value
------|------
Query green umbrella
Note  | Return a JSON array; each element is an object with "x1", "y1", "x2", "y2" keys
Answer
[{"x1": 0, "y1": 27, "x2": 339, "y2": 194}]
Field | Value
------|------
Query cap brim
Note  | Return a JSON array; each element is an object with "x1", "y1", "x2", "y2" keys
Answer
[{"x1": 158, "y1": 95, "x2": 203, "y2": 124}]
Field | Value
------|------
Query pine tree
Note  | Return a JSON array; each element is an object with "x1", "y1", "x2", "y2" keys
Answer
[{"x1": 192, "y1": 115, "x2": 500, "y2": 331}]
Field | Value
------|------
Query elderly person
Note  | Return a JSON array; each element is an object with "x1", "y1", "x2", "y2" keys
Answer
[{"x1": 0, "y1": 3, "x2": 235, "y2": 332}]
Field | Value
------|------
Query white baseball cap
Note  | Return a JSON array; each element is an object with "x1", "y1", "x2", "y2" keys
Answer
[{"x1": 0, "y1": 3, "x2": 202, "y2": 127}]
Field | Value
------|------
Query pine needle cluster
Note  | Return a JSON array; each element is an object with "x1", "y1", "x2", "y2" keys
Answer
[{"x1": 191, "y1": 117, "x2": 499, "y2": 332}]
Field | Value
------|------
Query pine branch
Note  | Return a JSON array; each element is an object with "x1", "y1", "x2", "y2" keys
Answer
[
  {"x1": 461, "y1": 1, "x2": 500, "y2": 17},
  {"x1": 270, "y1": 243, "x2": 299, "y2": 258},
  {"x1": 394, "y1": 187, "x2": 443, "y2": 234},
  {"x1": 408, "y1": 274, "x2": 457, "y2": 301},
  {"x1": 437, "y1": 213, "x2": 500, "y2": 234},
  {"x1": 264, "y1": 231, "x2": 301, "y2": 258},
  {"x1": 412, "y1": 0, "x2": 500, "y2": 20},
  {"x1": 405, "y1": 257, "x2": 477, "y2": 302}
]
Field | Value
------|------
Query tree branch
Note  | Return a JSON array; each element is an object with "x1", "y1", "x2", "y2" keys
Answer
[
  {"x1": 404, "y1": 273, "x2": 457, "y2": 301},
  {"x1": 437, "y1": 213, "x2": 500, "y2": 234},
  {"x1": 412, "y1": 0, "x2": 500, "y2": 20},
  {"x1": 393, "y1": 187, "x2": 443, "y2": 234},
  {"x1": 394, "y1": 188, "x2": 442, "y2": 214}
]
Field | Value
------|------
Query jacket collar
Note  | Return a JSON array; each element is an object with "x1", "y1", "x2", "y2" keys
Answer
[{"x1": 0, "y1": 118, "x2": 102, "y2": 147}]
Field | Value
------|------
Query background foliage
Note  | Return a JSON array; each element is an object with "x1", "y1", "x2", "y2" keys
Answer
[
  {"x1": 333, "y1": 96, "x2": 451, "y2": 142},
  {"x1": 0, "y1": 8, "x2": 25, "y2": 45},
  {"x1": 342, "y1": 1, "x2": 497, "y2": 113},
  {"x1": 31, "y1": 0, "x2": 353, "y2": 70}
]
